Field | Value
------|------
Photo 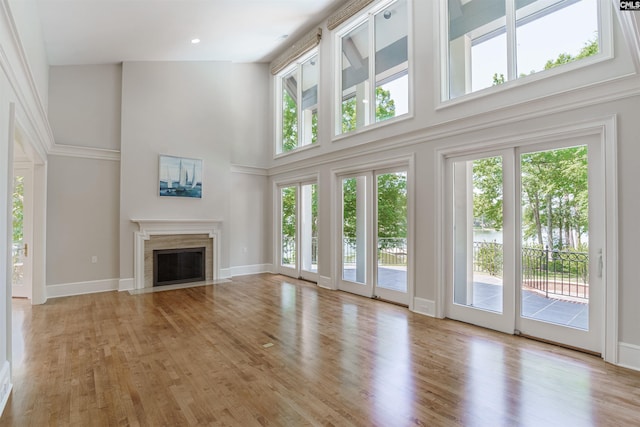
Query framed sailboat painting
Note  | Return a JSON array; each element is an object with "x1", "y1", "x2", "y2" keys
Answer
[{"x1": 159, "y1": 155, "x2": 203, "y2": 198}]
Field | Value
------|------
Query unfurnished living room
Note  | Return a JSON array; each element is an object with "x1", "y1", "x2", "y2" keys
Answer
[{"x1": 1, "y1": 0, "x2": 640, "y2": 425}]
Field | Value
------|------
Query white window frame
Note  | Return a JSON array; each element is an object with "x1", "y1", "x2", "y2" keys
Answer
[
  {"x1": 333, "y1": 0, "x2": 412, "y2": 138},
  {"x1": 439, "y1": 0, "x2": 613, "y2": 103},
  {"x1": 274, "y1": 49, "x2": 320, "y2": 157}
]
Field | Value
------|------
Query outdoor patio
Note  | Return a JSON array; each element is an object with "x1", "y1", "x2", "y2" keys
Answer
[{"x1": 343, "y1": 267, "x2": 588, "y2": 330}]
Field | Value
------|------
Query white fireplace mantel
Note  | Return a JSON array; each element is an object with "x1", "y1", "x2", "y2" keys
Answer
[{"x1": 131, "y1": 219, "x2": 222, "y2": 289}]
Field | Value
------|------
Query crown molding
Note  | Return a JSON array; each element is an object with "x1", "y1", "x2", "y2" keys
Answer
[
  {"x1": 0, "y1": 0, "x2": 54, "y2": 159},
  {"x1": 47, "y1": 143, "x2": 121, "y2": 161}
]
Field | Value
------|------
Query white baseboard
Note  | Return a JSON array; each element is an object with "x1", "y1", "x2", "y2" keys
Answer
[
  {"x1": 47, "y1": 278, "x2": 119, "y2": 299},
  {"x1": 412, "y1": 297, "x2": 436, "y2": 317},
  {"x1": 0, "y1": 361, "x2": 12, "y2": 417},
  {"x1": 230, "y1": 264, "x2": 273, "y2": 277},
  {"x1": 119, "y1": 278, "x2": 134, "y2": 292},
  {"x1": 220, "y1": 268, "x2": 232, "y2": 279},
  {"x1": 617, "y1": 342, "x2": 640, "y2": 372},
  {"x1": 317, "y1": 276, "x2": 334, "y2": 290}
]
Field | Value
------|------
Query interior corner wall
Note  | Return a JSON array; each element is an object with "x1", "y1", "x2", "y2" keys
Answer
[
  {"x1": 229, "y1": 171, "x2": 271, "y2": 274},
  {"x1": 46, "y1": 155, "x2": 120, "y2": 286},
  {"x1": 119, "y1": 61, "x2": 271, "y2": 280},
  {"x1": 45, "y1": 64, "x2": 122, "y2": 293}
]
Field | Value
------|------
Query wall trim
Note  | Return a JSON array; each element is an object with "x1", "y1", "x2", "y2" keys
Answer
[
  {"x1": 119, "y1": 278, "x2": 134, "y2": 292},
  {"x1": 617, "y1": 342, "x2": 640, "y2": 372},
  {"x1": 220, "y1": 268, "x2": 232, "y2": 279},
  {"x1": 48, "y1": 143, "x2": 121, "y2": 161},
  {"x1": 47, "y1": 278, "x2": 119, "y2": 299},
  {"x1": 0, "y1": 360, "x2": 11, "y2": 417},
  {"x1": 230, "y1": 164, "x2": 269, "y2": 176},
  {"x1": 317, "y1": 276, "x2": 334, "y2": 290},
  {"x1": 412, "y1": 297, "x2": 436, "y2": 317},
  {"x1": 230, "y1": 264, "x2": 273, "y2": 277},
  {"x1": 0, "y1": 1, "x2": 54, "y2": 158}
]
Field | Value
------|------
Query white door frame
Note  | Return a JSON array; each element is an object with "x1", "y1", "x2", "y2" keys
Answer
[
  {"x1": 435, "y1": 116, "x2": 618, "y2": 363},
  {"x1": 274, "y1": 174, "x2": 320, "y2": 282},
  {"x1": 11, "y1": 163, "x2": 33, "y2": 299},
  {"x1": 332, "y1": 155, "x2": 414, "y2": 308}
]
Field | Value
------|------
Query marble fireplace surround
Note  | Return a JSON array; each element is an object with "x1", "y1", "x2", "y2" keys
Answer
[{"x1": 131, "y1": 219, "x2": 222, "y2": 290}]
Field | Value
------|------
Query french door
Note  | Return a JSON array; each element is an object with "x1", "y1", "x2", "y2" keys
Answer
[
  {"x1": 277, "y1": 180, "x2": 318, "y2": 282},
  {"x1": 12, "y1": 164, "x2": 33, "y2": 299},
  {"x1": 338, "y1": 168, "x2": 409, "y2": 306},
  {"x1": 445, "y1": 135, "x2": 603, "y2": 353}
]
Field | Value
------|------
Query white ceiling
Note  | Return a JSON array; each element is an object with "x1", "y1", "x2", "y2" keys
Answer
[{"x1": 35, "y1": 0, "x2": 344, "y2": 65}]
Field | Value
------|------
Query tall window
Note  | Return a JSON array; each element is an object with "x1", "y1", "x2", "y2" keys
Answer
[
  {"x1": 446, "y1": 0, "x2": 600, "y2": 99},
  {"x1": 278, "y1": 52, "x2": 319, "y2": 154},
  {"x1": 337, "y1": 0, "x2": 409, "y2": 135}
]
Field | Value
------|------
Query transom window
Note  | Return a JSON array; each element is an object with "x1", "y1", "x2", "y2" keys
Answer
[
  {"x1": 336, "y1": 0, "x2": 409, "y2": 136},
  {"x1": 277, "y1": 52, "x2": 319, "y2": 154},
  {"x1": 445, "y1": 0, "x2": 600, "y2": 100}
]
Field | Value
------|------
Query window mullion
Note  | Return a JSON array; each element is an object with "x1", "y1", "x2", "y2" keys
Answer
[
  {"x1": 368, "y1": 12, "x2": 376, "y2": 126},
  {"x1": 297, "y1": 66, "x2": 303, "y2": 147},
  {"x1": 506, "y1": 0, "x2": 517, "y2": 81}
]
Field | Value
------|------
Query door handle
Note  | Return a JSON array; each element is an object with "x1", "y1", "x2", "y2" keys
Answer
[
  {"x1": 598, "y1": 249, "x2": 603, "y2": 278},
  {"x1": 24, "y1": 243, "x2": 28, "y2": 257}
]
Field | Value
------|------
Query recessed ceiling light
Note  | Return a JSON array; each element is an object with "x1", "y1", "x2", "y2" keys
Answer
[{"x1": 191, "y1": 38, "x2": 201, "y2": 44}]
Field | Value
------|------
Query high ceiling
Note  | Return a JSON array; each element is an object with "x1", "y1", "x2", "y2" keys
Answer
[{"x1": 34, "y1": 0, "x2": 344, "y2": 65}]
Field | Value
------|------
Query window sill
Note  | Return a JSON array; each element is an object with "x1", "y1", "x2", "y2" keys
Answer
[{"x1": 274, "y1": 142, "x2": 321, "y2": 160}]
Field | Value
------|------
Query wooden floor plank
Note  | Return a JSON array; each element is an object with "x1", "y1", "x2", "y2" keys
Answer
[{"x1": 2, "y1": 273, "x2": 640, "y2": 426}]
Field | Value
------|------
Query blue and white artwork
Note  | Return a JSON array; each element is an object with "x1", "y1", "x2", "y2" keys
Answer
[{"x1": 159, "y1": 155, "x2": 203, "y2": 198}]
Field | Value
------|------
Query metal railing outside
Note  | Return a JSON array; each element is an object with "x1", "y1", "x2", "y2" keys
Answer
[
  {"x1": 342, "y1": 237, "x2": 407, "y2": 266},
  {"x1": 522, "y1": 246, "x2": 589, "y2": 299},
  {"x1": 284, "y1": 237, "x2": 408, "y2": 267},
  {"x1": 473, "y1": 241, "x2": 589, "y2": 300}
]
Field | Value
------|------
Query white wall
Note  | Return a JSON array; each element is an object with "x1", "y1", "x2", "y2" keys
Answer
[
  {"x1": 7, "y1": 0, "x2": 49, "y2": 111},
  {"x1": 46, "y1": 155, "x2": 120, "y2": 286},
  {"x1": 46, "y1": 64, "x2": 122, "y2": 295},
  {"x1": 48, "y1": 65, "x2": 122, "y2": 150},
  {"x1": 119, "y1": 61, "x2": 272, "y2": 281},
  {"x1": 45, "y1": 61, "x2": 273, "y2": 292}
]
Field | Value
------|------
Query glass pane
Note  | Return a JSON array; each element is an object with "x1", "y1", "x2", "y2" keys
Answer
[
  {"x1": 281, "y1": 70, "x2": 298, "y2": 152},
  {"x1": 453, "y1": 156, "x2": 504, "y2": 313},
  {"x1": 301, "y1": 55, "x2": 319, "y2": 146},
  {"x1": 300, "y1": 183, "x2": 318, "y2": 273},
  {"x1": 376, "y1": 172, "x2": 407, "y2": 292},
  {"x1": 341, "y1": 22, "x2": 370, "y2": 134},
  {"x1": 281, "y1": 186, "x2": 296, "y2": 268},
  {"x1": 516, "y1": 0, "x2": 598, "y2": 78},
  {"x1": 448, "y1": 0, "x2": 507, "y2": 98},
  {"x1": 342, "y1": 177, "x2": 366, "y2": 283},
  {"x1": 374, "y1": 0, "x2": 409, "y2": 122},
  {"x1": 12, "y1": 175, "x2": 25, "y2": 286},
  {"x1": 520, "y1": 146, "x2": 589, "y2": 330}
]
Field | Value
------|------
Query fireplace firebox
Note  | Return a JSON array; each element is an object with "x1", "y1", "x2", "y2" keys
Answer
[{"x1": 153, "y1": 247, "x2": 206, "y2": 287}]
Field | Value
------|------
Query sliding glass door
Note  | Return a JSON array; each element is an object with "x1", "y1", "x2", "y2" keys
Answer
[
  {"x1": 445, "y1": 136, "x2": 603, "y2": 353},
  {"x1": 339, "y1": 168, "x2": 409, "y2": 306},
  {"x1": 278, "y1": 180, "x2": 318, "y2": 281}
]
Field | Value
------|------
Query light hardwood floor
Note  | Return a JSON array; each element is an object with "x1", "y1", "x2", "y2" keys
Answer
[{"x1": 2, "y1": 273, "x2": 639, "y2": 426}]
